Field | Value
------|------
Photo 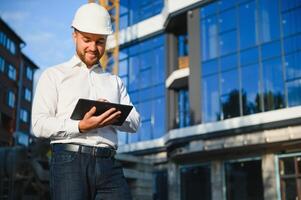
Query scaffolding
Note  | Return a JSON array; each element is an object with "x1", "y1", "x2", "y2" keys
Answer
[{"x1": 88, "y1": 0, "x2": 120, "y2": 75}]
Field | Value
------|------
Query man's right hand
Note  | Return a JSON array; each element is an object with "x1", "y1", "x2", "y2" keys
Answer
[{"x1": 78, "y1": 106, "x2": 121, "y2": 133}]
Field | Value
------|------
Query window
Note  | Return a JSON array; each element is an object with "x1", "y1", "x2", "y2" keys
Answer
[
  {"x1": 118, "y1": 34, "x2": 165, "y2": 143},
  {"x1": 20, "y1": 109, "x2": 28, "y2": 123},
  {"x1": 0, "y1": 56, "x2": 4, "y2": 72},
  {"x1": 26, "y1": 67, "x2": 33, "y2": 80},
  {"x1": 180, "y1": 164, "x2": 211, "y2": 200},
  {"x1": 225, "y1": 159, "x2": 264, "y2": 200},
  {"x1": 8, "y1": 64, "x2": 16, "y2": 80},
  {"x1": 7, "y1": 91, "x2": 15, "y2": 108},
  {"x1": 24, "y1": 88, "x2": 32, "y2": 102},
  {"x1": 278, "y1": 154, "x2": 301, "y2": 200},
  {"x1": 178, "y1": 89, "x2": 190, "y2": 128},
  {"x1": 0, "y1": 32, "x2": 16, "y2": 54},
  {"x1": 153, "y1": 170, "x2": 168, "y2": 200}
]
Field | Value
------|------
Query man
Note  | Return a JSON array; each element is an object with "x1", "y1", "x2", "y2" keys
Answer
[{"x1": 31, "y1": 3, "x2": 140, "y2": 200}]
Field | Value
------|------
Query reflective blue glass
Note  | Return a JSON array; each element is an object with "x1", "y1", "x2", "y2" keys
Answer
[
  {"x1": 284, "y1": 34, "x2": 301, "y2": 54},
  {"x1": 201, "y1": 15, "x2": 219, "y2": 61},
  {"x1": 153, "y1": 98, "x2": 165, "y2": 138},
  {"x1": 220, "y1": 53, "x2": 237, "y2": 72},
  {"x1": 140, "y1": 51, "x2": 152, "y2": 70},
  {"x1": 240, "y1": 47, "x2": 259, "y2": 66},
  {"x1": 261, "y1": 40, "x2": 281, "y2": 60},
  {"x1": 118, "y1": 131, "x2": 128, "y2": 145},
  {"x1": 120, "y1": 0, "x2": 129, "y2": 15},
  {"x1": 178, "y1": 89, "x2": 190, "y2": 128},
  {"x1": 219, "y1": 30, "x2": 237, "y2": 56},
  {"x1": 221, "y1": 92, "x2": 240, "y2": 119},
  {"x1": 129, "y1": 55, "x2": 139, "y2": 92},
  {"x1": 285, "y1": 51, "x2": 301, "y2": 81},
  {"x1": 178, "y1": 35, "x2": 189, "y2": 57},
  {"x1": 218, "y1": 0, "x2": 237, "y2": 11},
  {"x1": 128, "y1": 132, "x2": 139, "y2": 143},
  {"x1": 258, "y1": 0, "x2": 280, "y2": 42},
  {"x1": 120, "y1": 14, "x2": 129, "y2": 30},
  {"x1": 202, "y1": 59, "x2": 218, "y2": 76},
  {"x1": 287, "y1": 79, "x2": 301, "y2": 106},
  {"x1": 239, "y1": 1, "x2": 257, "y2": 49},
  {"x1": 219, "y1": 8, "x2": 236, "y2": 33},
  {"x1": 152, "y1": 46, "x2": 165, "y2": 85},
  {"x1": 262, "y1": 58, "x2": 285, "y2": 110},
  {"x1": 139, "y1": 87, "x2": 153, "y2": 102},
  {"x1": 202, "y1": 75, "x2": 220, "y2": 122},
  {"x1": 119, "y1": 59, "x2": 128, "y2": 77},
  {"x1": 221, "y1": 69, "x2": 239, "y2": 95},
  {"x1": 140, "y1": 69, "x2": 152, "y2": 89},
  {"x1": 139, "y1": 101, "x2": 152, "y2": 121},
  {"x1": 140, "y1": 120, "x2": 152, "y2": 140},
  {"x1": 282, "y1": 7, "x2": 301, "y2": 37},
  {"x1": 241, "y1": 65, "x2": 261, "y2": 114},
  {"x1": 200, "y1": 3, "x2": 217, "y2": 18},
  {"x1": 281, "y1": 0, "x2": 301, "y2": 12}
]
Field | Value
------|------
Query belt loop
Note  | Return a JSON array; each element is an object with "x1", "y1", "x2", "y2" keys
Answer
[{"x1": 78, "y1": 145, "x2": 82, "y2": 154}]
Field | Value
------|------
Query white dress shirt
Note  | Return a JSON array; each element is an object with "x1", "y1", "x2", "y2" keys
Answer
[{"x1": 31, "y1": 55, "x2": 140, "y2": 149}]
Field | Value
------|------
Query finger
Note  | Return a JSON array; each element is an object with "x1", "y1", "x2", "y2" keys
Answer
[
  {"x1": 101, "y1": 118, "x2": 119, "y2": 127},
  {"x1": 84, "y1": 106, "x2": 96, "y2": 119},
  {"x1": 95, "y1": 108, "x2": 117, "y2": 122},
  {"x1": 100, "y1": 111, "x2": 121, "y2": 126},
  {"x1": 97, "y1": 98, "x2": 109, "y2": 102}
]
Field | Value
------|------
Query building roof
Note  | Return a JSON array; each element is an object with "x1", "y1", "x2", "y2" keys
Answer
[{"x1": 0, "y1": 17, "x2": 25, "y2": 45}]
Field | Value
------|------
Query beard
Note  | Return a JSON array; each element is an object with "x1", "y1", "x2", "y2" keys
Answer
[{"x1": 76, "y1": 48, "x2": 101, "y2": 67}]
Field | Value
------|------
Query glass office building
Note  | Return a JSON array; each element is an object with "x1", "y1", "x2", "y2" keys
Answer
[{"x1": 115, "y1": 0, "x2": 301, "y2": 199}]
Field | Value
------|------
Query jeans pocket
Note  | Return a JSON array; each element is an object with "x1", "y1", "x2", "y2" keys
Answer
[{"x1": 51, "y1": 151, "x2": 78, "y2": 165}]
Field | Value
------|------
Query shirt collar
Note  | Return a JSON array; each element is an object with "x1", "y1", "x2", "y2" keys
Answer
[{"x1": 70, "y1": 55, "x2": 101, "y2": 70}]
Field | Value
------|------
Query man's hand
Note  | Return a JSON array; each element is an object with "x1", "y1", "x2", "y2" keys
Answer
[{"x1": 78, "y1": 106, "x2": 121, "y2": 133}]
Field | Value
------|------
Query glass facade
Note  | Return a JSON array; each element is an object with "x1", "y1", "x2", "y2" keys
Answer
[
  {"x1": 118, "y1": 0, "x2": 163, "y2": 30},
  {"x1": 200, "y1": 0, "x2": 301, "y2": 122},
  {"x1": 225, "y1": 159, "x2": 264, "y2": 200},
  {"x1": 0, "y1": 31, "x2": 16, "y2": 55},
  {"x1": 177, "y1": 89, "x2": 190, "y2": 128},
  {"x1": 117, "y1": 35, "x2": 165, "y2": 144}
]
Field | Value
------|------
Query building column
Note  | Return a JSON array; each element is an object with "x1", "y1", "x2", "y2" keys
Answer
[
  {"x1": 168, "y1": 161, "x2": 180, "y2": 200},
  {"x1": 211, "y1": 160, "x2": 226, "y2": 200},
  {"x1": 262, "y1": 153, "x2": 278, "y2": 200},
  {"x1": 187, "y1": 9, "x2": 202, "y2": 125}
]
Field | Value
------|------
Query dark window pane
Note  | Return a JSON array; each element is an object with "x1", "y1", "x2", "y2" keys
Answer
[
  {"x1": 225, "y1": 160, "x2": 264, "y2": 200},
  {"x1": 239, "y1": 1, "x2": 257, "y2": 49},
  {"x1": 221, "y1": 91, "x2": 240, "y2": 119},
  {"x1": 201, "y1": 16, "x2": 219, "y2": 61},
  {"x1": 202, "y1": 75, "x2": 220, "y2": 122},
  {"x1": 261, "y1": 40, "x2": 281, "y2": 60},
  {"x1": 240, "y1": 47, "x2": 259, "y2": 66},
  {"x1": 202, "y1": 59, "x2": 218, "y2": 76},
  {"x1": 241, "y1": 65, "x2": 261, "y2": 114},
  {"x1": 285, "y1": 51, "x2": 301, "y2": 81},
  {"x1": 220, "y1": 53, "x2": 237, "y2": 72},
  {"x1": 280, "y1": 157, "x2": 296, "y2": 175},
  {"x1": 262, "y1": 58, "x2": 285, "y2": 111},
  {"x1": 219, "y1": 30, "x2": 237, "y2": 56},
  {"x1": 258, "y1": 0, "x2": 280, "y2": 42},
  {"x1": 181, "y1": 165, "x2": 211, "y2": 200},
  {"x1": 287, "y1": 79, "x2": 301, "y2": 107},
  {"x1": 153, "y1": 170, "x2": 168, "y2": 200}
]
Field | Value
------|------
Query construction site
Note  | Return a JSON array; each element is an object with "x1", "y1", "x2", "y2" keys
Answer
[{"x1": 1, "y1": 0, "x2": 301, "y2": 199}]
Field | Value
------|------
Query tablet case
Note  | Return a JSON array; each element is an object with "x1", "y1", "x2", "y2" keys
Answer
[{"x1": 70, "y1": 98, "x2": 133, "y2": 126}]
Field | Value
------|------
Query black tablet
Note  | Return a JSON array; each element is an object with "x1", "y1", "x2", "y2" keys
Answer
[{"x1": 70, "y1": 98, "x2": 133, "y2": 126}]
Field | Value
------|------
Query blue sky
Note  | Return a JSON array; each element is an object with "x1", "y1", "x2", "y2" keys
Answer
[{"x1": 0, "y1": 0, "x2": 87, "y2": 80}]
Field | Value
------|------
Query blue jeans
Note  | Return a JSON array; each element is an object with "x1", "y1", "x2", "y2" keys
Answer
[{"x1": 50, "y1": 148, "x2": 132, "y2": 200}]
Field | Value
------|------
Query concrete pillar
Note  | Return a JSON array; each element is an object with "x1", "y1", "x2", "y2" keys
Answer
[
  {"x1": 168, "y1": 162, "x2": 180, "y2": 200},
  {"x1": 211, "y1": 160, "x2": 226, "y2": 200},
  {"x1": 262, "y1": 153, "x2": 278, "y2": 200}
]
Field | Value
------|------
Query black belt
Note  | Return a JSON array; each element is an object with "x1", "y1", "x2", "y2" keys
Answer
[{"x1": 52, "y1": 143, "x2": 116, "y2": 158}]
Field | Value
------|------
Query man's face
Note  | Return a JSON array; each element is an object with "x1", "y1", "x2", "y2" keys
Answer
[{"x1": 72, "y1": 30, "x2": 107, "y2": 68}]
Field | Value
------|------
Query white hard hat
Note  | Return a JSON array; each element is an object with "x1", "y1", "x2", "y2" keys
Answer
[{"x1": 72, "y1": 3, "x2": 113, "y2": 35}]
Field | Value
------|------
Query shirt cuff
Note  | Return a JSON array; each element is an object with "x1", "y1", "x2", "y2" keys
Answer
[{"x1": 66, "y1": 119, "x2": 80, "y2": 135}]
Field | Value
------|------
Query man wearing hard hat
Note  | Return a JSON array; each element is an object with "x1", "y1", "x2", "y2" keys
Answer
[{"x1": 31, "y1": 3, "x2": 140, "y2": 199}]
